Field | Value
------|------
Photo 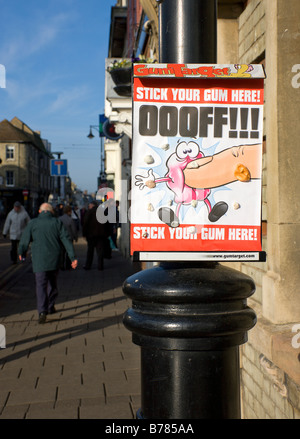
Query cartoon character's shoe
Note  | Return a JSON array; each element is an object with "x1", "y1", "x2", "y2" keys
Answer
[
  {"x1": 158, "y1": 207, "x2": 180, "y2": 228},
  {"x1": 208, "y1": 201, "x2": 228, "y2": 222}
]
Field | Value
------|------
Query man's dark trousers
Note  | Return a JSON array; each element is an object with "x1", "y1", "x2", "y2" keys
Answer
[
  {"x1": 85, "y1": 237, "x2": 104, "y2": 270},
  {"x1": 10, "y1": 240, "x2": 19, "y2": 263},
  {"x1": 35, "y1": 271, "x2": 59, "y2": 314}
]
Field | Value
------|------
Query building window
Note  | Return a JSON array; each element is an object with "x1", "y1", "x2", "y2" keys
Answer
[
  {"x1": 6, "y1": 171, "x2": 14, "y2": 187},
  {"x1": 6, "y1": 145, "x2": 15, "y2": 160}
]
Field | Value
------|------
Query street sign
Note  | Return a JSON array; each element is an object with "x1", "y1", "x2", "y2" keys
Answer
[
  {"x1": 51, "y1": 159, "x2": 68, "y2": 176},
  {"x1": 99, "y1": 114, "x2": 107, "y2": 137},
  {"x1": 131, "y1": 63, "x2": 266, "y2": 261}
]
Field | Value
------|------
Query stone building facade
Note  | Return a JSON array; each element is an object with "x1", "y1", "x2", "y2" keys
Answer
[
  {"x1": 0, "y1": 117, "x2": 54, "y2": 217},
  {"x1": 233, "y1": 0, "x2": 300, "y2": 419}
]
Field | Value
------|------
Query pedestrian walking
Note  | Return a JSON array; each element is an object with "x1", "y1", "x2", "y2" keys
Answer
[
  {"x1": 71, "y1": 204, "x2": 80, "y2": 232},
  {"x1": 109, "y1": 199, "x2": 120, "y2": 249},
  {"x1": 2, "y1": 201, "x2": 30, "y2": 264},
  {"x1": 55, "y1": 203, "x2": 64, "y2": 217},
  {"x1": 82, "y1": 201, "x2": 110, "y2": 271},
  {"x1": 18, "y1": 203, "x2": 78, "y2": 324},
  {"x1": 59, "y1": 205, "x2": 78, "y2": 270},
  {"x1": 80, "y1": 205, "x2": 87, "y2": 229}
]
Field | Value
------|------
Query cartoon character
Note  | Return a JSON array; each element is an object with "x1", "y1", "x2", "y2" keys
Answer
[{"x1": 135, "y1": 141, "x2": 228, "y2": 228}]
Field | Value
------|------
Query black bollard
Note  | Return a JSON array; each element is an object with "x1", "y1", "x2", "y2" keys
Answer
[
  {"x1": 123, "y1": 262, "x2": 256, "y2": 419},
  {"x1": 123, "y1": 0, "x2": 257, "y2": 419}
]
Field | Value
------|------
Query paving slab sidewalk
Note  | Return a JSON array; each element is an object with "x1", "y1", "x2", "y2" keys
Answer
[{"x1": 0, "y1": 238, "x2": 141, "y2": 419}]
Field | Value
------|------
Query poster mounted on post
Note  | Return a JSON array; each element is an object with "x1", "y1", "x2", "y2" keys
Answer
[{"x1": 130, "y1": 63, "x2": 266, "y2": 262}]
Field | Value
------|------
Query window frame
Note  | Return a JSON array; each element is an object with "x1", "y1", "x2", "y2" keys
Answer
[
  {"x1": 5, "y1": 145, "x2": 15, "y2": 161},
  {"x1": 5, "y1": 170, "x2": 15, "y2": 187}
]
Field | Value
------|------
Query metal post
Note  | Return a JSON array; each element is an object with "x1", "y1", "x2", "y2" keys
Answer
[
  {"x1": 53, "y1": 152, "x2": 63, "y2": 201},
  {"x1": 158, "y1": 0, "x2": 217, "y2": 63},
  {"x1": 123, "y1": 0, "x2": 257, "y2": 419},
  {"x1": 60, "y1": 176, "x2": 65, "y2": 200}
]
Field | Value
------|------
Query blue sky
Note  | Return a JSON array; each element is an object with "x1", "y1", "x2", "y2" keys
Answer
[{"x1": 0, "y1": 0, "x2": 118, "y2": 193}]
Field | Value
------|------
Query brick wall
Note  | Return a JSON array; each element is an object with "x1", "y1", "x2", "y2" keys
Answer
[
  {"x1": 241, "y1": 343, "x2": 300, "y2": 419},
  {"x1": 126, "y1": 0, "x2": 143, "y2": 57},
  {"x1": 239, "y1": 0, "x2": 265, "y2": 63}
]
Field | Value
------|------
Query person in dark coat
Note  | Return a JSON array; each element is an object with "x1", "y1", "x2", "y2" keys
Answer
[
  {"x1": 18, "y1": 203, "x2": 78, "y2": 324},
  {"x1": 82, "y1": 201, "x2": 110, "y2": 271},
  {"x1": 59, "y1": 205, "x2": 78, "y2": 270}
]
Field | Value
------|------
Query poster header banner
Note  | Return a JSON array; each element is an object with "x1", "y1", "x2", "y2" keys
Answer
[{"x1": 133, "y1": 63, "x2": 266, "y2": 79}]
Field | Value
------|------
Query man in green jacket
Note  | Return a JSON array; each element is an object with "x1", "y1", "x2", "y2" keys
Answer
[{"x1": 18, "y1": 203, "x2": 78, "y2": 324}]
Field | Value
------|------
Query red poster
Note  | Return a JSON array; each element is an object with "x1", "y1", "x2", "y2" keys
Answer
[{"x1": 131, "y1": 64, "x2": 266, "y2": 261}]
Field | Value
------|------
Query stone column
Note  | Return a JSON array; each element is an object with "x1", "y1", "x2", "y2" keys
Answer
[{"x1": 263, "y1": 0, "x2": 300, "y2": 323}]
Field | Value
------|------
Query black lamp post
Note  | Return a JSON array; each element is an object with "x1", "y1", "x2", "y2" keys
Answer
[
  {"x1": 123, "y1": 0, "x2": 257, "y2": 419},
  {"x1": 87, "y1": 127, "x2": 96, "y2": 139},
  {"x1": 87, "y1": 125, "x2": 106, "y2": 186}
]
